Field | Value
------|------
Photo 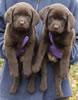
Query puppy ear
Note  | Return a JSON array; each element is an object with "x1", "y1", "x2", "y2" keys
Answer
[
  {"x1": 32, "y1": 9, "x2": 40, "y2": 26},
  {"x1": 4, "y1": 7, "x2": 14, "y2": 23},
  {"x1": 67, "y1": 12, "x2": 75, "y2": 32},
  {"x1": 40, "y1": 6, "x2": 50, "y2": 23}
]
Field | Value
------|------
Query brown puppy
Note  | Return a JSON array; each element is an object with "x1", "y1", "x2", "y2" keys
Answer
[
  {"x1": 32, "y1": 3, "x2": 75, "y2": 97},
  {"x1": 4, "y1": 2, "x2": 40, "y2": 94}
]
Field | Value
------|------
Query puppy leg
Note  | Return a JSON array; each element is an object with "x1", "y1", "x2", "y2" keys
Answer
[
  {"x1": 32, "y1": 39, "x2": 49, "y2": 73},
  {"x1": 40, "y1": 57, "x2": 47, "y2": 92},
  {"x1": 10, "y1": 77, "x2": 20, "y2": 94},
  {"x1": 55, "y1": 63, "x2": 63, "y2": 97},
  {"x1": 5, "y1": 47, "x2": 19, "y2": 78},
  {"x1": 60, "y1": 59, "x2": 69, "y2": 80},
  {"x1": 55, "y1": 75, "x2": 63, "y2": 97},
  {"x1": 23, "y1": 40, "x2": 35, "y2": 77},
  {"x1": 10, "y1": 59, "x2": 22, "y2": 95},
  {"x1": 28, "y1": 74, "x2": 36, "y2": 93},
  {"x1": 60, "y1": 46, "x2": 72, "y2": 80}
]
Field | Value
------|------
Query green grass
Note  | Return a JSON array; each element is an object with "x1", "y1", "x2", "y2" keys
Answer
[
  {"x1": 0, "y1": 58, "x2": 4, "y2": 71},
  {"x1": 69, "y1": 64, "x2": 78, "y2": 100},
  {"x1": 0, "y1": 58, "x2": 78, "y2": 100}
]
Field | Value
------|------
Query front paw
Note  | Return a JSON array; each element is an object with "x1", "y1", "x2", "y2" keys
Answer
[
  {"x1": 23, "y1": 63, "x2": 32, "y2": 77},
  {"x1": 23, "y1": 68, "x2": 32, "y2": 77},
  {"x1": 10, "y1": 86, "x2": 17, "y2": 95},
  {"x1": 28, "y1": 80, "x2": 35, "y2": 93},
  {"x1": 32, "y1": 64, "x2": 41, "y2": 73},
  {"x1": 56, "y1": 88, "x2": 63, "y2": 97},
  {"x1": 10, "y1": 71, "x2": 19, "y2": 78},
  {"x1": 40, "y1": 76, "x2": 47, "y2": 92},
  {"x1": 9, "y1": 63, "x2": 19, "y2": 78},
  {"x1": 10, "y1": 78, "x2": 20, "y2": 94},
  {"x1": 40, "y1": 81, "x2": 47, "y2": 92}
]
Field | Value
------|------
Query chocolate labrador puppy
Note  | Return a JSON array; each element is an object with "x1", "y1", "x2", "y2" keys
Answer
[
  {"x1": 4, "y1": 2, "x2": 40, "y2": 94},
  {"x1": 32, "y1": 3, "x2": 75, "y2": 97}
]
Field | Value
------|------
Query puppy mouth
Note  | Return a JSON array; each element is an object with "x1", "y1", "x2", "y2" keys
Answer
[
  {"x1": 14, "y1": 27, "x2": 30, "y2": 31},
  {"x1": 13, "y1": 27, "x2": 30, "y2": 35},
  {"x1": 50, "y1": 29, "x2": 63, "y2": 34},
  {"x1": 16, "y1": 27, "x2": 27, "y2": 30},
  {"x1": 50, "y1": 32, "x2": 63, "y2": 38}
]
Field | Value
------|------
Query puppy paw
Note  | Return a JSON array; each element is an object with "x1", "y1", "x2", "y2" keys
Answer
[
  {"x1": 10, "y1": 71, "x2": 19, "y2": 78},
  {"x1": 32, "y1": 64, "x2": 40, "y2": 73},
  {"x1": 56, "y1": 88, "x2": 63, "y2": 97},
  {"x1": 40, "y1": 77, "x2": 47, "y2": 92},
  {"x1": 23, "y1": 68, "x2": 32, "y2": 77},
  {"x1": 10, "y1": 78, "x2": 20, "y2": 95},
  {"x1": 40, "y1": 83, "x2": 47, "y2": 92},
  {"x1": 28, "y1": 81, "x2": 35, "y2": 93},
  {"x1": 23, "y1": 63, "x2": 32, "y2": 77},
  {"x1": 10, "y1": 84, "x2": 18, "y2": 95},
  {"x1": 10, "y1": 87, "x2": 17, "y2": 95}
]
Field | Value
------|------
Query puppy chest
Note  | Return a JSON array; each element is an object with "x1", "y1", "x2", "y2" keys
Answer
[
  {"x1": 52, "y1": 34, "x2": 68, "y2": 48},
  {"x1": 13, "y1": 38, "x2": 28, "y2": 50}
]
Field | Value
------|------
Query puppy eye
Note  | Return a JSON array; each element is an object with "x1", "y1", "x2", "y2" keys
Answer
[
  {"x1": 48, "y1": 16, "x2": 52, "y2": 19},
  {"x1": 14, "y1": 13, "x2": 20, "y2": 16},
  {"x1": 48, "y1": 16, "x2": 54, "y2": 20},
  {"x1": 24, "y1": 13, "x2": 27, "y2": 16},
  {"x1": 63, "y1": 18, "x2": 66, "y2": 22},
  {"x1": 24, "y1": 13, "x2": 30, "y2": 17},
  {"x1": 61, "y1": 17, "x2": 66, "y2": 22}
]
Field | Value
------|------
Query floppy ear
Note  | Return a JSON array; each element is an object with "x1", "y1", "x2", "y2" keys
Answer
[
  {"x1": 4, "y1": 6, "x2": 14, "y2": 23},
  {"x1": 32, "y1": 9, "x2": 40, "y2": 26},
  {"x1": 40, "y1": 6, "x2": 50, "y2": 23},
  {"x1": 67, "y1": 12, "x2": 76, "y2": 32}
]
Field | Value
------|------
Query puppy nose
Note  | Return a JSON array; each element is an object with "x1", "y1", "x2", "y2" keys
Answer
[
  {"x1": 19, "y1": 20, "x2": 25, "y2": 25},
  {"x1": 54, "y1": 25, "x2": 59, "y2": 29}
]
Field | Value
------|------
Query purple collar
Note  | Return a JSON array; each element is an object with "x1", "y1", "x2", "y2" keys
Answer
[
  {"x1": 16, "y1": 36, "x2": 29, "y2": 57},
  {"x1": 49, "y1": 32, "x2": 62, "y2": 59}
]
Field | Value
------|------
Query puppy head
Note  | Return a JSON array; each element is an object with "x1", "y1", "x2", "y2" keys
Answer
[
  {"x1": 40, "y1": 3, "x2": 75, "y2": 33},
  {"x1": 5, "y1": 2, "x2": 40, "y2": 30}
]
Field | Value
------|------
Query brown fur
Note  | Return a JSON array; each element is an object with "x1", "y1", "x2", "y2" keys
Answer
[
  {"x1": 4, "y1": 2, "x2": 40, "y2": 94},
  {"x1": 32, "y1": 3, "x2": 75, "y2": 97}
]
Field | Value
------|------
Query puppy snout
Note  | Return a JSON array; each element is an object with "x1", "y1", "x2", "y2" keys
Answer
[
  {"x1": 53, "y1": 25, "x2": 59, "y2": 29},
  {"x1": 19, "y1": 20, "x2": 25, "y2": 25}
]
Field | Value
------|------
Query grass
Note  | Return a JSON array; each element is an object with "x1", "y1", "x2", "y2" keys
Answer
[
  {"x1": 69, "y1": 64, "x2": 78, "y2": 100},
  {"x1": 0, "y1": 58, "x2": 78, "y2": 100},
  {"x1": 0, "y1": 58, "x2": 4, "y2": 71}
]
